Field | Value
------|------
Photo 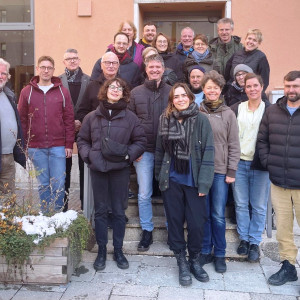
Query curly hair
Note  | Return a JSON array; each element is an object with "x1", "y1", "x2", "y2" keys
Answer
[
  {"x1": 98, "y1": 78, "x2": 131, "y2": 103},
  {"x1": 201, "y1": 70, "x2": 226, "y2": 89}
]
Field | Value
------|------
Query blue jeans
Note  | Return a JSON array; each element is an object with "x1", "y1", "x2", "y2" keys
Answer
[
  {"x1": 28, "y1": 147, "x2": 66, "y2": 213},
  {"x1": 133, "y1": 152, "x2": 154, "y2": 231},
  {"x1": 232, "y1": 160, "x2": 270, "y2": 244},
  {"x1": 202, "y1": 173, "x2": 228, "y2": 257}
]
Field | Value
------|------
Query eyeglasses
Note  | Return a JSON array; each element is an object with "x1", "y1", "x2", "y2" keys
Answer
[
  {"x1": 65, "y1": 57, "x2": 79, "y2": 62},
  {"x1": 108, "y1": 85, "x2": 123, "y2": 92},
  {"x1": 194, "y1": 43, "x2": 207, "y2": 47},
  {"x1": 102, "y1": 61, "x2": 119, "y2": 67},
  {"x1": 236, "y1": 72, "x2": 247, "y2": 78},
  {"x1": 0, "y1": 72, "x2": 8, "y2": 77},
  {"x1": 157, "y1": 40, "x2": 168, "y2": 44},
  {"x1": 39, "y1": 66, "x2": 54, "y2": 71}
]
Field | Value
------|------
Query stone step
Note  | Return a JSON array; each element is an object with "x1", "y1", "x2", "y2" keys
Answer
[
  {"x1": 126, "y1": 197, "x2": 235, "y2": 218},
  {"x1": 89, "y1": 241, "x2": 247, "y2": 260},
  {"x1": 107, "y1": 216, "x2": 239, "y2": 243}
]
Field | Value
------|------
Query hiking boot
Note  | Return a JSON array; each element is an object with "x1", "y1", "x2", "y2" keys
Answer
[
  {"x1": 237, "y1": 240, "x2": 249, "y2": 255},
  {"x1": 113, "y1": 248, "x2": 129, "y2": 269},
  {"x1": 199, "y1": 253, "x2": 214, "y2": 266},
  {"x1": 189, "y1": 252, "x2": 209, "y2": 282},
  {"x1": 248, "y1": 244, "x2": 260, "y2": 263},
  {"x1": 268, "y1": 260, "x2": 298, "y2": 286},
  {"x1": 214, "y1": 257, "x2": 227, "y2": 273},
  {"x1": 174, "y1": 250, "x2": 192, "y2": 286},
  {"x1": 137, "y1": 230, "x2": 153, "y2": 252},
  {"x1": 93, "y1": 245, "x2": 106, "y2": 271}
]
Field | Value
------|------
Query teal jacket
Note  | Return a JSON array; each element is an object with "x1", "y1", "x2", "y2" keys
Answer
[{"x1": 155, "y1": 113, "x2": 215, "y2": 195}]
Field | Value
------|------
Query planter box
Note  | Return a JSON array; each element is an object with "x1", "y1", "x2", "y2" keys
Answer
[{"x1": 0, "y1": 237, "x2": 81, "y2": 285}]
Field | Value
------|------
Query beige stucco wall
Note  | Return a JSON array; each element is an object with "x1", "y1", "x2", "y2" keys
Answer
[
  {"x1": 232, "y1": 0, "x2": 300, "y2": 91},
  {"x1": 35, "y1": 0, "x2": 300, "y2": 92}
]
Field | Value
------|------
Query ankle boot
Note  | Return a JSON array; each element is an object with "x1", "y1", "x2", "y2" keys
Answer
[
  {"x1": 113, "y1": 248, "x2": 129, "y2": 269},
  {"x1": 174, "y1": 250, "x2": 192, "y2": 286},
  {"x1": 268, "y1": 260, "x2": 298, "y2": 286},
  {"x1": 94, "y1": 245, "x2": 106, "y2": 271},
  {"x1": 189, "y1": 252, "x2": 209, "y2": 282}
]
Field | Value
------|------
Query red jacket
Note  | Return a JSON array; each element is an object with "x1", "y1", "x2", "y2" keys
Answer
[{"x1": 18, "y1": 76, "x2": 75, "y2": 149}]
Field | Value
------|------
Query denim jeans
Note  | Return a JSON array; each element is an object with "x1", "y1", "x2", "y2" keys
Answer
[
  {"x1": 232, "y1": 160, "x2": 270, "y2": 245},
  {"x1": 202, "y1": 173, "x2": 228, "y2": 257},
  {"x1": 28, "y1": 147, "x2": 66, "y2": 212},
  {"x1": 133, "y1": 151, "x2": 154, "y2": 231}
]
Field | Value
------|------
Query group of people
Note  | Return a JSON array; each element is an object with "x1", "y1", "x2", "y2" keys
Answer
[{"x1": 0, "y1": 16, "x2": 299, "y2": 288}]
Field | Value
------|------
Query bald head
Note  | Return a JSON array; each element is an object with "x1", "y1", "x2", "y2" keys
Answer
[{"x1": 101, "y1": 52, "x2": 119, "y2": 79}]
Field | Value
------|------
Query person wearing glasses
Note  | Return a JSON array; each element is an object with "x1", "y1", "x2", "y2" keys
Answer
[
  {"x1": 18, "y1": 56, "x2": 75, "y2": 213},
  {"x1": 0, "y1": 58, "x2": 26, "y2": 196},
  {"x1": 77, "y1": 78, "x2": 146, "y2": 271},
  {"x1": 91, "y1": 33, "x2": 141, "y2": 89},
  {"x1": 59, "y1": 48, "x2": 90, "y2": 211}
]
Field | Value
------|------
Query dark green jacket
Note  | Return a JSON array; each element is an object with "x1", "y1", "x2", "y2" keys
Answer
[
  {"x1": 155, "y1": 113, "x2": 215, "y2": 195},
  {"x1": 209, "y1": 36, "x2": 242, "y2": 76}
]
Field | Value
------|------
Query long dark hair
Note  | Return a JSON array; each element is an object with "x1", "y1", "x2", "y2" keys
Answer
[{"x1": 97, "y1": 78, "x2": 130, "y2": 102}]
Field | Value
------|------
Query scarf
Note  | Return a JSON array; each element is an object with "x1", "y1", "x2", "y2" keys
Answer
[
  {"x1": 177, "y1": 43, "x2": 194, "y2": 56},
  {"x1": 99, "y1": 99, "x2": 127, "y2": 120},
  {"x1": 110, "y1": 47, "x2": 131, "y2": 64},
  {"x1": 231, "y1": 81, "x2": 244, "y2": 92},
  {"x1": 65, "y1": 67, "x2": 83, "y2": 83},
  {"x1": 191, "y1": 49, "x2": 209, "y2": 62},
  {"x1": 159, "y1": 102, "x2": 199, "y2": 173},
  {"x1": 203, "y1": 98, "x2": 224, "y2": 113}
]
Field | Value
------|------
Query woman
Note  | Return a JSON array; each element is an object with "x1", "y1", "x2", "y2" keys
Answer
[
  {"x1": 225, "y1": 29, "x2": 270, "y2": 92},
  {"x1": 155, "y1": 83, "x2": 214, "y2": 286},
  {"x1": 184, "y1": 34, "x2": 214, "y2": 82},
  {"x1": 199, "y1": 70, "x2": 240, "y2": 273},
  {"x1": 152, "y1": 32, "x2": 183, "y2": 83},
  {"x1": 77, "y1": 78, "x2": 146, "y2": 271},
  {"x1": 119, "y1": 21, "x2": 144, "y2": 69},
  {"x1": 231, "y1": 73, "x2": 270, "y2": 262}
]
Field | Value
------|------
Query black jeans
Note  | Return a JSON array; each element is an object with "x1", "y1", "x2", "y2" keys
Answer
[
  {"x1": 162, "y1": 179, "x2": 207, "y2": 254},
  {"x1": 90, "y1": 167, "x2": 130, "y2": 249},
  {"x1": 64, "y1": 152, "x2": 84, "y2": 211}
]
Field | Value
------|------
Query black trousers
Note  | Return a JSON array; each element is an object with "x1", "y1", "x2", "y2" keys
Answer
[
  {"x1": 162, "y1": 179, "x2": 207, "y2": 254},
  {"x1": 64, "y1": 152, "x2": 84, "y2": 211},
  {"x1": 90, "y1": 167, "x2": 130, "y2": 249}
]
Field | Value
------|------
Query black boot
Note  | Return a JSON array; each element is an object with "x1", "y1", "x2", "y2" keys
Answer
[
  {"x1": 268, "y1": 260, "x2": 298, "y2": 286},
  {"x1": 174, "y1": 250, "x2": 192, "y2": 286},
  {"x1": 189, "y1": 252, "x2": 209, "y2": 282},
  {"x1": 93, "y1": 245, "x2": 106, "y2": 271},
  {"x1": 137, "y1": 230, "x2": 153, "y2": 252},
  {"x1": 113, "y1": 248, "x2": 129, "y2": 269}
]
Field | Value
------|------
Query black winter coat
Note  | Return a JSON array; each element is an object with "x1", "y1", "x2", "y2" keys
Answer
[
  {"x1": 0, "y1": 86, "x2": 26, "y2": 171},
  {"x1": 225, "y1": 48, "x2": 270, "y2": 91},
  {"x1": 257, "y1": 97, "x2": 300, "y2": 189},
  {"x1": 90, "y1": 57, "x2": 141, "y2": 89},
  {"x1": 77, "y1": 105, "x2": 146, "y2": 172},
  {"x1": 129, "y1": 79, "x2": 171, "y2": 153},
  {"x1": 159, "y1": 52, "x2": 184, "y2": 82}
]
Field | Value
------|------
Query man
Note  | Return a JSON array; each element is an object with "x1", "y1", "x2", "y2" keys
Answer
[
  {"x1": 209, "y1": 18, "x2": 242, "y2": 76},
  {"x1": 188, "y1": 65, "x2": 206, "y2": 106},
  {"x1": 18, "y1": 56, "x2": 74, "y2": 212},
  {"x1": 77, "y1": 52, "x2": 120, "y2": 122},
  {"x1": 138, "y1": 22, "x2": 157, "y2": 48},
  {"x1": 0, "y1": 58, "x2": 26, "y2": 195},
  {"x1": 90, "y1": 33, "x2": 141, "y2": 88},
  {"x1": 129, "y1": 54, "x2": 171, "y2": 251},
  {"x1": 59, "y1": 49, "x2": 90, "y2": 211},
  {"x1": 257, "y1": 71, "x2": 300, "y2": 286},
  {"x1": 175, "y1": 27, "x2": 195, "y2": 63}
]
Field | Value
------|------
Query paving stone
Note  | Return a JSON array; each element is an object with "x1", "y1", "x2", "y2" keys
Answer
[
  {"x1": 20, "y1": 285, "x2": 67, "y2": 293},
  {"x1": 158, "y1": 286, "x2": 204, "y2": 300},
  {"x1": 101, "y1": 260, "x2": 141, "y2": 274},
  {"x1": 269, "y1": 283, "x2": 300, "y2": 297},
  {"x1": 260, "y1": 256, "x2": 281, "y2": 267},
  {"x1": 226, "y1": 261, "x2": 262, "y2": 273},
  {"x1": 204, "y1": 290, "x2": 251, "y2": 300},
  {"x1": 71, "y1": 262, "x2": 96, "y2": 282},
  {"x1": 223, "y1": 272, "x2": 270, "y2": 293},
  {"x1": 94, "y1": 271, "x2": 138, "y2": 285},
  {"x1": 11, "y1": 291, "x2": 62, "y2": 300},
  {"x1": 190, "y1": 279, "x2": 225, "y2": 291},
  {"x1": 0, "y1": 284, "x2": 21, "y2": 300},
  {"x1": 112, "y1": 284, "x2": 158, "y2": 297},
  {"x1": 261, "y1": 265, "x2": 300, "y2": 286},
  {"x1": 141, "y1": 255, "x2": 177, "y2": 267},
  {"x1": 250, "y1": 293, "x2": 297, "y2": 300},
  {"x1": 60, "y1": 281, "x2": 113, "y2": 300},
  {"x1": 201, "y1": 263, "x2": 224, "y2": 280},
  {"x1": 110, "y1": 296, "x2": 156, "y2": 300}
]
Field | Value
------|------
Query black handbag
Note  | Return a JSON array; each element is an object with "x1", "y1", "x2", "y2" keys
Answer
[{"x1": 101, "y1": 121, "x2": 128, "y2": 163}]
